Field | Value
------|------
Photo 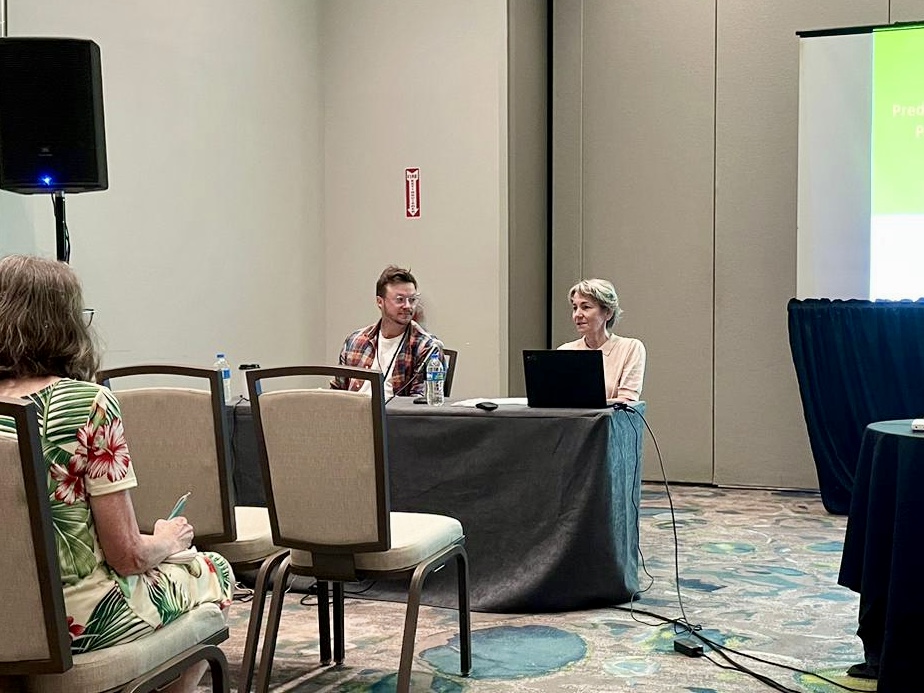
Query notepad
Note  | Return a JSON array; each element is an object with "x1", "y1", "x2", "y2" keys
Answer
[{"x1": 163, "y1": 547, "x2": 199, "y2": 564}]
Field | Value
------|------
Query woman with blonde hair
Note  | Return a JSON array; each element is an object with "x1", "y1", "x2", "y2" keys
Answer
[
  {"x1": 0, "y1": 255, "x2": 233, "y2": 692},
  {"x1": 558, "y1": 278, "x2": 646, "y2": 402}
]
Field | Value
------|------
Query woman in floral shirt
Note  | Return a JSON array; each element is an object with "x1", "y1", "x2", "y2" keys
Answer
[{"x1": 0, "y1": 255, "x2": 233, "y2": 692}]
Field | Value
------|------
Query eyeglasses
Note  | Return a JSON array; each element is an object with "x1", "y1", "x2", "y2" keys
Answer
[
  {"x1": 387, "y1": 294, "x2": 420, "y2": 307},
  {"x1": 82, "y1": 308, "x2": 95, "y2": 327}
]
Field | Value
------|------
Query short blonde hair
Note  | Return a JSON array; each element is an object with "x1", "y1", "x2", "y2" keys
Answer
[{"x1": 568, "y1": 278, "x2": 622, "y2": 329}]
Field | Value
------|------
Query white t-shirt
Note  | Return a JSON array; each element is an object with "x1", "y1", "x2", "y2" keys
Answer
[{"x1": 358, "y1": 332, "x2": 403, "y2": 398}]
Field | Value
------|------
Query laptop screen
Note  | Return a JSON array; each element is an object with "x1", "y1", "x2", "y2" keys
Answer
[{"x1": 522, "y1": 350, "x2": 609, "y2": 408}]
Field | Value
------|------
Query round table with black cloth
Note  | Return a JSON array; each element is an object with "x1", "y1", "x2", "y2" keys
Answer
[{"x1": 838, "y1": 420, "x2": 924, "y2": 691}]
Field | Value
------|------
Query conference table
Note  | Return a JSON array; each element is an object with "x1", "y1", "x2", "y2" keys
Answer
[
  {"x1": 838, "y1": 420, "x2": 924, "y2": 692},
  {"x1": 228, "y1": 397, "x2": 644, "y2": 613}
]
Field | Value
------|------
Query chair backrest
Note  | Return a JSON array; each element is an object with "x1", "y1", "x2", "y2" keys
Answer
[
  {"x1": 0, "y1": 397, "x2": 71, "y2": 676},
  {"x1": 443, "y1": 348, "x2": 458, "y2": 397},
  {"x1": 97, "y1": 365, "x2": 235, "y2": 543},
  {"x1": 246, "y1": 366, "x2": 390, "y2": 557}
]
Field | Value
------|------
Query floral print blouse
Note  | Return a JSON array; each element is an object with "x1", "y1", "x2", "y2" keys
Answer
[{"x1": 0, "y1": 379, "x2": 233, "y2": 652}]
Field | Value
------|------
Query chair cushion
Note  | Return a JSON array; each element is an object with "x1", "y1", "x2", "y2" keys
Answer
[
  {"x1": 27, "y1": 603, "x2": 226, "y2": 693},
  {"x1": 202, "y1": 506, "x2": 280, "y2": 564},
  {"x1": 290, "y1": 512, "x2": 463, "y2": 573}
]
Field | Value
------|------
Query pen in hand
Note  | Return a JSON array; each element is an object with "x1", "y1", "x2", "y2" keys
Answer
[{"x1": 167, "y1": 491, "x2": 191, "y2": 520}]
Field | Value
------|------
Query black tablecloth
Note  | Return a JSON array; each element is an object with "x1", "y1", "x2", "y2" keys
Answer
[
  {"x1": 838, "y1": 420, "x2": 924, "y2": 691},
  {"x1": 787, "y1": 299, "x2": 924, "y2": 514},
  {"x1": 228, "y1": 398, "x2": 644, "y2": 613}
]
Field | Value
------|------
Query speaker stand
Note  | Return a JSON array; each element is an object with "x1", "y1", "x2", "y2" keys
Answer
[{"x1": 52, "y1": 191, "x2": 69, "y2": 263}]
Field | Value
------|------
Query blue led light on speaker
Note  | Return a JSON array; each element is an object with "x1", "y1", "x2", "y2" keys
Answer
[{"x1": 39, "y1": 175, "x2": 54, "y2": 186}]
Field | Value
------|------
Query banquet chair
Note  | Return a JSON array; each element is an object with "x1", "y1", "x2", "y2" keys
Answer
[
  {"x1": 443, "y1": 348, "x2": 458, "y2": 397},
  {"x1": 0, "y1": 396, "x2": 230, "y2": 693},
  {"x1": 97, "y1": 364, "x2": 287, "y2": 693},
  {"x1": 246, "y1": 365, "x2": 471, "y2": 693}
]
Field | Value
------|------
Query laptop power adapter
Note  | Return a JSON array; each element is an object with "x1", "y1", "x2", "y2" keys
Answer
[{"x1": 674, "y1": 637, "x2": 704, "y2": 657}]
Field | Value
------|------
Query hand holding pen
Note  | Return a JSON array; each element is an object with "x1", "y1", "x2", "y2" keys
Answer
[{"x1": 167, "y1": 491, "x2": 191, "y2": 520}]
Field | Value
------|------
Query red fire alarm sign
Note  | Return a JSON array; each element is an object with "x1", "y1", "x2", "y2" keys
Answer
[{"x1": 405, "y1": 168, "x2": 420, "y2": 218}]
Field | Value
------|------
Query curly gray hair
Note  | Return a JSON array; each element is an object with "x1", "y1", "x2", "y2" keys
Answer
[{"x1": 568, "y1": 278, "x2": 622, "y2": 329}]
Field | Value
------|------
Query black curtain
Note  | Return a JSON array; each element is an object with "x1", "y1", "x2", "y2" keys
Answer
[{"x1": 787, "y1": 299, "x2": 924, "y2": 514}]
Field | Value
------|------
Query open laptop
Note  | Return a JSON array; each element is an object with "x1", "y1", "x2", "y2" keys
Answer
[{"x1": 523, "y1": 350, "x2": 610, "y2": 408}]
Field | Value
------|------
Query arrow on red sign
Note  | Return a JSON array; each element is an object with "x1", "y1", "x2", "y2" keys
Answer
[{"x1": 405, "y1": 168, "x2": 420, "y2": 218}]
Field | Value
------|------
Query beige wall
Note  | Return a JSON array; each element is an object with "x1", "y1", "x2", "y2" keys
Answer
[
  {"x1": 1, "y1": 0, "x2": 326, "y2": 399},
  {"x1": 895, "y1": 0, "x2": 924, "y2": 22},
  {"x1": 1, "y1": 0, "x2": 535, "y2": 402},
  {"x1": 6, "y1": 1, "x2": 914, "y2": 488},
  {"x1": 320, "y1": 0, "x2": 509, "y2": 398},
  {"x1": 554, "y1": 1, "x2": 716, "y2": 483},
  {"x1": 553, "y1": 0, "x2": 921, "y2": 488},
  {"x1": 507, "y1": 0, "x2": 548, "y2": 394},
  {"x1": 714, "y1": 1, "x2": 888, "y2": 487},
  {"x1": 550, "y1": 1, "x2": 583, "y2": 346}
]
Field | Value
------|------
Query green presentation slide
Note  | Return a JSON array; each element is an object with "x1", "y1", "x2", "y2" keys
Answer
[
  {"x1": 872, "y1": 27, "x2": 924, "y2": 215},
  {"x1": 870, "y1": 26, "x2": 924, "y2": 299},
  {"x1": 798, "y1": 23, "x2": 924, "y2": 299}
]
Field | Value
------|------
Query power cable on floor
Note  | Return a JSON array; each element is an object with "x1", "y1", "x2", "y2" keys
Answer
[{"x1": 613, "y1": 405, "x2": 869, "y2": 692}]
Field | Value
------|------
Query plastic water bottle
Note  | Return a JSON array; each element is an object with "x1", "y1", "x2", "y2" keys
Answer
[
  {"x1": 213, "y1": 353, "x2": 232, "y2": 403},
  {"x1": 425, "y1": 352, "x2": 445, "y2": 406}
]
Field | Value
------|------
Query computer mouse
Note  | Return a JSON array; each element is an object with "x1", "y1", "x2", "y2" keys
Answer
[
  {"x1": 413, "y1": 396, "x2": 428, "y2": 404},
  {"x1": 476, "y1": 401, "x2": 498, "y2": 411}
]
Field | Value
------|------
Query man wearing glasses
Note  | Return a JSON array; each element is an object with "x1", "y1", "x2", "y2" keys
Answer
[{"x1": 330, "y1": 265, "x2": 443, "y2": 397}]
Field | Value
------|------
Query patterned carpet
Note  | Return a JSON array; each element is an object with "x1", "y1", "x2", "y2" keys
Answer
[{"x1": 214, "y1": 484, "x2": 878, "y2": 692}]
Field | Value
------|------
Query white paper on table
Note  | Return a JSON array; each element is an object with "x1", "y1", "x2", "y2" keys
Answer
[{"x1": 451, "y1": 397, "x2": 528, "y2": 407}]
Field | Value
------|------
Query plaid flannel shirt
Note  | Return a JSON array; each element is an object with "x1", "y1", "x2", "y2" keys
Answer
[{"x1": 330, "y1": 320, "x2": 442, "y2": 396}]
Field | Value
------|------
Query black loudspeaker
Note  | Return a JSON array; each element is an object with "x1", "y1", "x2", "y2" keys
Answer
[{"x1": 0, "y1": 38, "x2": 108, "y2": 194}]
